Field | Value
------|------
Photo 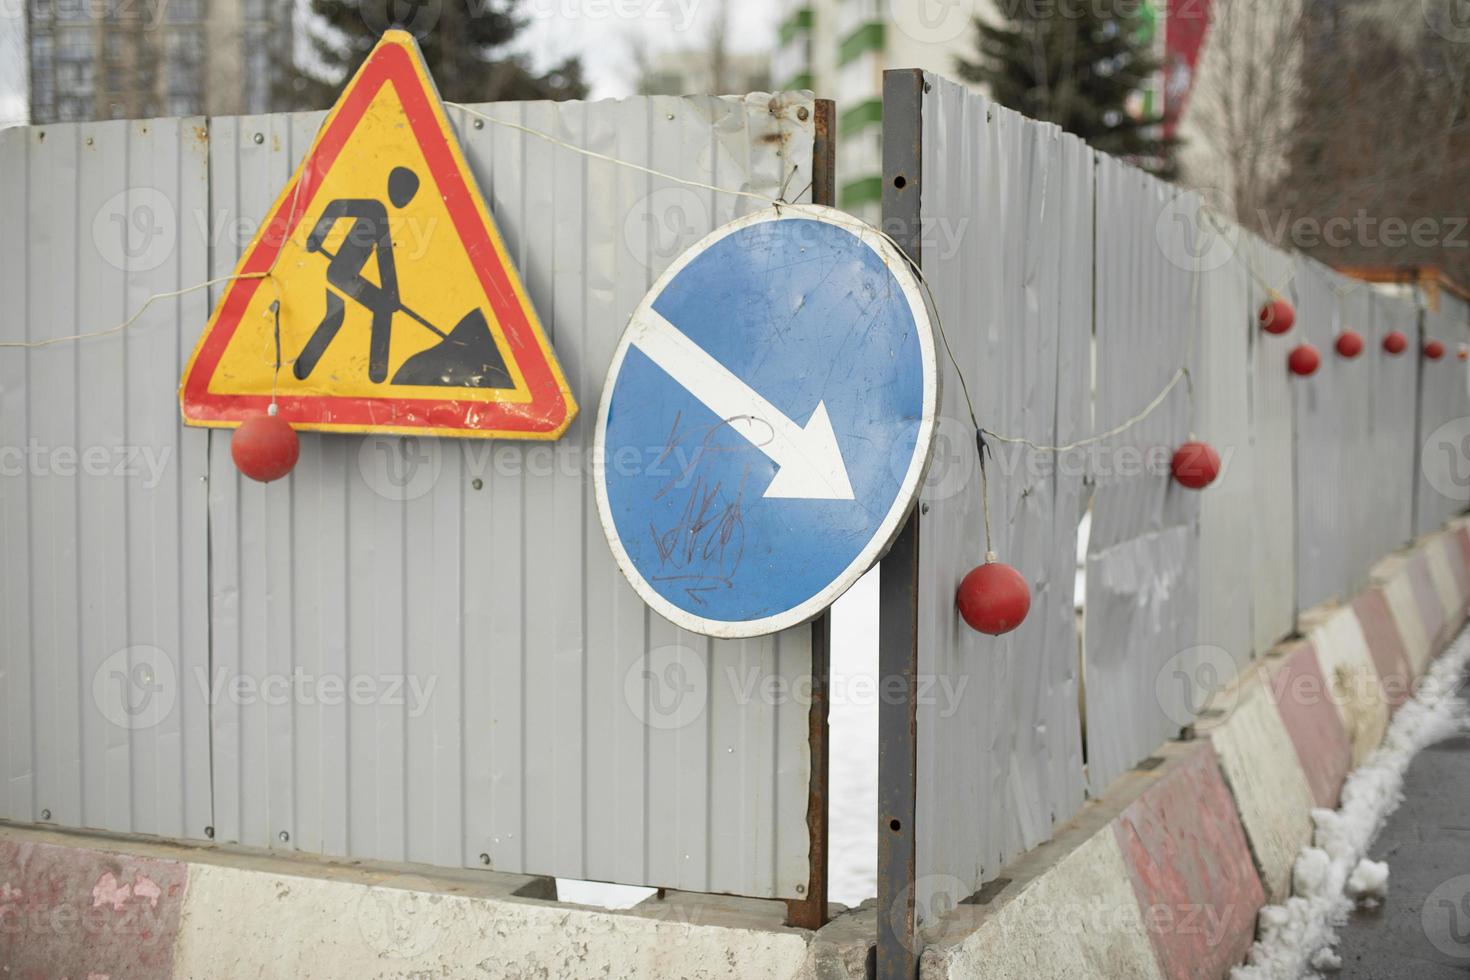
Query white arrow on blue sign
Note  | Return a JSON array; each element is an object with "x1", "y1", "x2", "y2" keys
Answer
[{"x1": 593, "y1": 205, "x2": 939, "y2": 639}]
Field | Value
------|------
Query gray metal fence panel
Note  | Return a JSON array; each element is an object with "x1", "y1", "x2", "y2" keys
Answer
[
  {"x1": 911, "y1": 76, "x2": 1089, "y2": 916},
  {"x1": 0, "y1": 118, "x2": 214, "y2": 838},
  {"x1": 2, "y1": 94, "x2": 816, "y2": 900},
  {"x1": 1366, "y1": 289, "x2": 1419, "y2": 562},
  {"x1": 1292, "y1": 260, "x2": 1381, "y2": 609},
  {"x1": 1083, "y1": 155, "x2": 1200, "y2": 791},
  {"x1": 1243, "y1": 235, "x2": 1299, "y2": 652},
  {"x1": 1415, "y1": 292, "x2": 1470, "y2": 537},
  {"x1": 1334, "y1": 279, "x2": 1389, "y2": 588},
  {"x1": 1194, "y1": 208, "x2": 1256, "y2": 665}
]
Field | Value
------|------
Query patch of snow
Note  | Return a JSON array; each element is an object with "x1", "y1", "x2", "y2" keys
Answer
[
  {"x1": 1230, "y1": 624, "x2": 1470, "y2": 980},
  {"x1": 1308, "y1": 946, "x2": 1341, "y2": 972},
  {"x1": 1345, "y1": 859, "x2": 1388, "y2": 902},
  {"x1": 552, "y1": 879, "x2": 656, "y2": 910}
]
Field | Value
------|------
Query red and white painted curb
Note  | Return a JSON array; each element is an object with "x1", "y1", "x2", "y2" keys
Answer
[
  {"x1": 922, "y1": 519, "x2": 1470, "y2": 980},
  {"x1": 0, "y1": 828, "x2": 816, "y2": 979}
]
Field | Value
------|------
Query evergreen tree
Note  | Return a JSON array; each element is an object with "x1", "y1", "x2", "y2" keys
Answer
[
  {"x1": 955, "y1": 0, "x2": 1175, "y2": 175},
  {"x1": 275, "y1": 0, "x2": 587, "y2": 112}
]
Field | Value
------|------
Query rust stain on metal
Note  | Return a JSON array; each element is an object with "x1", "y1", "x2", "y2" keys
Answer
[{"x1": 785, "y1": 98, "x2": 835, "y2": 934}]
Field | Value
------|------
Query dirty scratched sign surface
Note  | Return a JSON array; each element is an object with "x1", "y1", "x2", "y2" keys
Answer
[
  {"x1": 594, "y1": 205, "x2": 938, "y2": 638},
  {"x1": 180, "y1": 30, "x2": 576, "y2": 439}
]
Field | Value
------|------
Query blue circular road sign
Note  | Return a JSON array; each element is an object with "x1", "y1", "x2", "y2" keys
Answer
[{"x1": 594, "y1": 205, "x2": 939, "y2": 638}]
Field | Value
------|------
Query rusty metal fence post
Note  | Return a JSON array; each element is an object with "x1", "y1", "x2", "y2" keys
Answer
[{"x1": 786, "y1": 97, "x2": 837, "y2": 932}]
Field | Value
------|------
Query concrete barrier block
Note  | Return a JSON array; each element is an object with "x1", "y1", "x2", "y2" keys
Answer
[
  {"x1": 0, "y1": 835, "x2": 189, "y2": 980},
  {"x1": 172, "y1": 863, "x2": 813, "y2": 979},
  {"x1": 1112, "y1": 742, "x2": 1264, "y2": 980},
  {"x1": 920, "y1": 826, "x2": 1165, "y2": 980},
  {"x1": 1198, "y1": 668, "x2": 1316, "y2": 904},
  {"x1": 1351, "y1": 588, "x2": 1415, "y2": 712},
  {"x1": 1384, "y1": 567, "x2": 1432, "y2": 677},
  {"x1": 0, "y1": 826, "x2": 816, "y2": 980},
  {"x1": 1444, "y1": 527, "x2": 1470, "y2": 606},
  {"x1": 1302, "y1": 608, "x2": 1389, "y2": 766},
  {"x1": 1446, "y1": 528, "x2": 1470, "y2": 581},
  {"x1": 1425, "y1": 536, "x2": 1461, "y2": 624},
  {"x1": 1407, "y1": 553, "x2": 1447, "y2": 653},
  {"x1": 1262, "y1": 641, "x2": 1354, "y2": 807}
]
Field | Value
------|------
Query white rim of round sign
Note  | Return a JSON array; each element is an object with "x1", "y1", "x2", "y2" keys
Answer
[{"x1": 593, "y1": 204, "x2": 940, "y2": 639}]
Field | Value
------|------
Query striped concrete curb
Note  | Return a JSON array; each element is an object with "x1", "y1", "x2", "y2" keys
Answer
[
  {"x1": 0, "y1": 833, "x2": 189, "y2": 978},
  {"x1": 0, "y1": 827, "x2": 830, "y2": 980},
  {"x1": 920, "y1": 740, "x2": 1261, "y2": 980},
  {"x1": 1263, "y1": 640, "x2": 1353, "y2": 809},
  {"x1": 1111, "y1": 742, "x2": 1264, "y2": 980},
  {"x1": 922, "y1": 521, "x2": 1470, "y2": 980}
]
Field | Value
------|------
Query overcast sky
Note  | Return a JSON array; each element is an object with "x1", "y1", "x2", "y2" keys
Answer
[{"x1": 0, "y1": 0, "x2": 782, "y2": 127}]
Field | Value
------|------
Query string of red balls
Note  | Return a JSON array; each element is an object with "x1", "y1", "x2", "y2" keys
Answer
[
  {"x1": 1258, "y1": 295, "x2": 1459, "y2": 375},
  {"x1": 956, "y1": 294, "x2": 1463, "y2": 637}
]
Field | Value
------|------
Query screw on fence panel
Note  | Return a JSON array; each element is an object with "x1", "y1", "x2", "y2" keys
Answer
[
  {"x1": 876, "y1": 68, "x2": 924, "y2": 980},
  {"x1": 786, "y1": 97, "x2": 835, "y2": 933}
]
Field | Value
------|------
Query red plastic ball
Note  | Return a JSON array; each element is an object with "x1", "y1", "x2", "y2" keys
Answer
[
  {"x1": 1334, "y1": 330, "x2": 1364, "y2": 358},
  {"x1": 1288, "y1": 343, "x2": 1320, "y2": 376},
  {"x1": 1383, "y1": 331, "x2": 1409, "y2": 355},
  {"x1": 231, "y1": 413, "x2": 300, "y2": 483},
  {"x1": 1171, "y1": 441, "x2": 1222, "y2": 490},
  {"x1": 1259, "y1": 298, "x2": 1295, "y2": 335},
  {"x1": 1424, "y1": 339, "x2": 1446, "y2": 361},
  {"x1": 957, "y1": 561, "x2": 1031, "y2": 636}
]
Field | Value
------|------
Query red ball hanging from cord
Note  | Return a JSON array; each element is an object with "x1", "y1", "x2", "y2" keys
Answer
[
  {"x1": 231, "y1": 407, "x2": 299, "y2": 483},
  {"x1": 1171, "y1": 440, "x2": 1222, "y2": 490},
  {"x1": 956, "y1": 557, "x2": 1031, "y2": 636},
  {"x1": 1335, "y1": 330, "x2": 1364, "y2": 359},
  {"x1": 1424, "y1": 339, "x2": 1446, "y2": 361},
  {"x1": 1288, "y1": 343, "x2": 1320, "y2": 376},
  {"x1": 1383, "y1": 331, "x2": 1409, "y2": 355},
  {"x1": 1259, "y1": 297, "x2": 1296, "y2": 335}
]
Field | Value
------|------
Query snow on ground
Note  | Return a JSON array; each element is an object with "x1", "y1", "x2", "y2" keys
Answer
[{"x1": 1230, "y1": 626, "x2": 1470, "y2": 980}]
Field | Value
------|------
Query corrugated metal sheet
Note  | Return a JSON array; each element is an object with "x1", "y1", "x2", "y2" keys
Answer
[
  {"x1": 1415, "y1": 292, "x2": 1470, "y2": 537},
  {"x1": 1366, "y1": 289, "x2": 1419, "y2": 562},
  {"x1": 1083, "y1": 155, "x2": 1199, "y2": 792},
  {"x1": 1333, "y1": 279, "x2": 1390, "y2": 584},
  {"x1": 0, "y1": 118, "x2": 214, "y2": 838},
  {"x1": 1, "y1": 95, "x2": 817, "y2": 900},
  {"x1": 1195, "y1": 206, "x2": 1255, "y2": 664},
  {"x1": 910, "y1": 75, "x2": 1089, "y2": 916},
  {"x1": 1242, "y1": 233, "x2": 1299, "y2": 652},
  {"x1": 1292, "y1": 261, "x2": 1381, "y2": 609}
]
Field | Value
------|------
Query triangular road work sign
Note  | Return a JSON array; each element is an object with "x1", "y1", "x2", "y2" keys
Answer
[{"x1": 180, "y1": 31, "x2": 577, "y2": 439}]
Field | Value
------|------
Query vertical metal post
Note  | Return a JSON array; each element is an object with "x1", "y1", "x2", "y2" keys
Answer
[
  {"x1": 786, "y1": 97, "x2": 836, "y2": 932},
  {"x1": 877, "y1": 68, "x2": 924, "y2": 980},
  {"x1": 1411, "y1": 302, "x2": 1427, "y2": 539}
]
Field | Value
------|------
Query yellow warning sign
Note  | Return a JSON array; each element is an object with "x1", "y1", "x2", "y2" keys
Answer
[{"x1": 180, "y1": 31, "x2": 577, "y2": 439}]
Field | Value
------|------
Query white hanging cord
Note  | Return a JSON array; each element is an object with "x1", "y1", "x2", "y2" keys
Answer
[
  {"x1": 1196, "y1": 209, "x2": 1285, "y2": 300},
  {"x1": 0, "y1": 272, "x2": 272, "y2": 350},
  {"x1": 868, "y1": 210, "x2": 1192, "y2": 455},
  {"x1": 980, "y1": 368, "x2": 1191, "y2": 453},
  {"x1": 445, "y1": 102, "x2": 781, "y2": 208}
]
